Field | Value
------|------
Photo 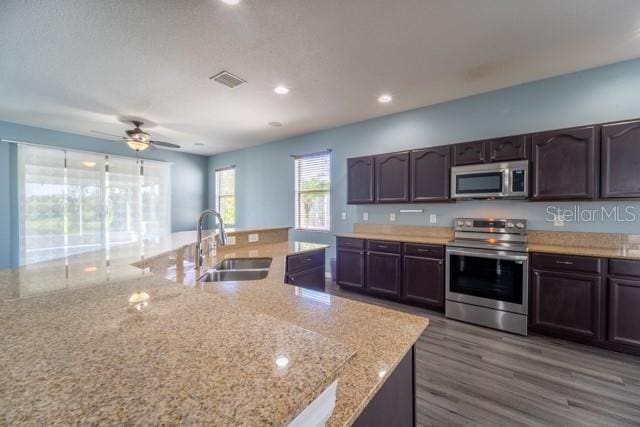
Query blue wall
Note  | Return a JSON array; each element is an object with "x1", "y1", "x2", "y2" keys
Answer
[
  {"x1": 0, "y1": 121, "x2": 209, "y2": 269},
  {"x1": 209, "y1": 58, "x2": 640, "y2": 263}
]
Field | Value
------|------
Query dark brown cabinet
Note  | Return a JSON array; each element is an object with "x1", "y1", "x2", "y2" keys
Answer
[
  {"x1": 403, "y1": 255, "x2": 444, "y2": 310},
  {"x1": 487, "y1": 135, "x2": 528, "y2": 162},
  {"x1": 285, "y1": 249, "x2": 326, "y2": 291},
  {"x1": 347, "y1": 156, "x2": 375, "y2": 204},
  {"x1": 452, "y1": 141, "x2": 486, "y2": 166},
  {"x1": 530, "y1": 126, "x2": 598, "y2": 201},
  {"x1": 606, "y1": 258, "x2": 640, "y2": 355},
  {"x1": 601, "y1": 119, "x2": 640, "y2": 199},
  {"x1": 410, "y1": 146, "x2": 450, "y2": 202},
  {"x1": 366, "y1": 251, "x2": 402, "y2": 297},
  {"x1": 375, "y1": 151, "x2": 410, "y2": 203},
  {"x1": 529, "y1": 253, "x2": 604, "y2": 343},
  {"x1": 336, "y1": 248, "x2": 365, "y2": 290}
]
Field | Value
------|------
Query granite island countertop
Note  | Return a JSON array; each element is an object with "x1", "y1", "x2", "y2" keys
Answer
[{"x1": 0, "y1": 229, "x2": 429, "y2": 426}]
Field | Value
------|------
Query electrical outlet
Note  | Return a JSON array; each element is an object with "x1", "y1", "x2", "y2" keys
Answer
[
  {"x1": 553, "y1": 216, "x2": 565, "y2": 227},
  {"x1": 225, "y1": 235, "x2": 236, "y2": 245},
  {"x1": 341, "y1": 212, "x2": 347, "y2": 220},
  {"x1": 429, "y1": 214, "x2": 437, "y2": 224},
  {"x1": 362, "y1": 212, "x2": 369, "y2": 221},
  {"x1": 389, "y1": 213, "x2": 396, "y2": 222},
  {"x1": 248, "y1": 233, "x2": 259, "y2": 242}
]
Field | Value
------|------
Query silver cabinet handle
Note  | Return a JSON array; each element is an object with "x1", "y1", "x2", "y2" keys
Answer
[
  {"x1": 555, "y1": 260, "x2": 574, "y2": 265},
  {"x1": 378, "y1": 245, "x2": 388, "y2": 249},
  {"x1": 417, "y1": 248, "x2": 430, "y2": 252}
]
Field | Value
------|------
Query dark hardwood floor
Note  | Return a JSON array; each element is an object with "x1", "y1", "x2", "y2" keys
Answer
[{"x1": 326, "y1": 282, "x2": 640, "y2": 427}]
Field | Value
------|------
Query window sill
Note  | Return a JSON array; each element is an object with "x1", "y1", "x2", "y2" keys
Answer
[{"x1": 294, "y1": 228, "x2": 331, "y2": 233}]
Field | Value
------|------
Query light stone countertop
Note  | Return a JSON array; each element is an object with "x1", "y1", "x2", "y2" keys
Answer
[
  {"x1": 335, "y1": 231, "x2": 451, "y2": 246},
  {"x1": 527, "y1": 243, "x2": 640, "y2": 260},
  {"x1": 0, "y1": 231, "x2": 429, "y2": 426}
]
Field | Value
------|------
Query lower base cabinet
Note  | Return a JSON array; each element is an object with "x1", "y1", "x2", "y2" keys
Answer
[
  {"x1": 403, "y1": 255, "x2": 444, "y2": 311},
  {"x1": 336, "y1": 237, "x2": 445, "y2": 311},
  {"x1": 529, "y1": 269, "x2": 604, "y2": 343},
  {"x1": 285, "y1": 249, "x2": 326, "y2": 291},
  {"x1": 367, "y1": 251, "x2": 401, "y2": 297},
  {"x1": 607, "y1": 278, "x2": 640, "y2": 355}
]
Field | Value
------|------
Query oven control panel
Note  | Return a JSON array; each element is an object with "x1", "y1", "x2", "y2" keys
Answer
[{"x1": 454, "y1": 218, "x2": 527, "y2": 234}]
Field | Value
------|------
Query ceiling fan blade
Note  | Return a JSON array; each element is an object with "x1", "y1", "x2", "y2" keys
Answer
[
  {"x1": 151, "y1": 140, "x2": 181, "y2": 149},
  {"x1": 91, "y1": 130, "x2": 124, "y2": 139}
]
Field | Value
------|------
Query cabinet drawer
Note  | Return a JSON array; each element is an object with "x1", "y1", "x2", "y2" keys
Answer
[
  {"x1": 287, "y1": 250, "x2": 325, "y2": 274},
  {"x1": 287, "y1": 265, "x2": 325, "y2": 291},
  {"x1": 404, "y1": 243, "x2": 444, "y2": 258},
  {"x1": 609, "y1": 259, "x2": 640, "y2": 279},
  {"x1": 367, "y1": 240, "x2": 402, "y2": 253},
  {"x1": 531, "y1": 253, "x2": 602, "y2": 275},
  {"x1": 336, "y1": 237, "x2": 365, "y2": 249}
]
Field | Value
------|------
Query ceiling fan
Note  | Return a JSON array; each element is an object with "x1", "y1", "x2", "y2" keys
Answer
[{"x1": 92, "y1": 120, "x2": 181, "y2": 152}]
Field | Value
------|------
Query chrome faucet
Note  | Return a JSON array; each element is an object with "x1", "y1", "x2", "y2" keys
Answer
[{"x1": 196, "y1": 209, "x2": 228, "y2": 271}]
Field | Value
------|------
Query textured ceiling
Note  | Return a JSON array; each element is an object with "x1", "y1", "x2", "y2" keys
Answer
[{"x1": 1, "y1": 0, "x2": 640, "y2": 155}]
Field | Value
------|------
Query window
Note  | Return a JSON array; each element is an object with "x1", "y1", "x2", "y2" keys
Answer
[
  {"x1": 17, "y1": 145, "x2": 171, "y2": 265},
  {"x1": 215, "y1": 166, "x2": 235, "y2": 226},
  {"x1": 294, "y1": 151, "x2": 330, "y2": 231}
]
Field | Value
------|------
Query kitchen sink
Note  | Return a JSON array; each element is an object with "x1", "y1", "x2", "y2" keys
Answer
[
  {"x1": 215, "y1": 258, "x2": 272, "y2": 270},
  {"x1": 197, "y1": 257, "x2": 272, "y2": 282},
  {"x1": 199, "y1": 269, "x2": 269, "y2": 282}
]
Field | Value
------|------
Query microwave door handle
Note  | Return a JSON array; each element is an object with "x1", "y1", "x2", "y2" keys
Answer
[{"x1": 504, "y1": 168, "x2": 510, "y2": 194}]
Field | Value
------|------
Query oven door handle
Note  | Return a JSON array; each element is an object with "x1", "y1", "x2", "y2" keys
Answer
[{"x1": 446, "y1": 247, "x2": 528, "y2": 261}]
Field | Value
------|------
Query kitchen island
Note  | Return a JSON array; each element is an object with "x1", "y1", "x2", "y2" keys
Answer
[{"x1": 0, "y1": 228, "x2": 428, "y2": 426}]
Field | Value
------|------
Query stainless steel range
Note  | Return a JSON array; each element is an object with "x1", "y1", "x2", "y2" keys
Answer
[{"x1": 446, "y1": 218, "x2": 529, "y2": 335}]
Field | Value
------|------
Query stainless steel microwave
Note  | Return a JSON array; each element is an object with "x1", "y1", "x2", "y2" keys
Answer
[{"x1": 451, "y1": 160, "x2": 529, "y2": 199}]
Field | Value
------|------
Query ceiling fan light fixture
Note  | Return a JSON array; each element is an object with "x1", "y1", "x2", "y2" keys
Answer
[{"x1": 126, "y1": 139, "x2": 150, "y2": 152}]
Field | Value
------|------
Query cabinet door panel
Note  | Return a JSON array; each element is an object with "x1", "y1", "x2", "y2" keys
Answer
[
  {"x1": 452, "y1": 141, "x2": 486, "y2": 166},
  {"x1": 347, "y1": 156, "x2": 375, "y2": 204},
  {"x1": 410, "y1": 146, "x2": 450, "y2": 202},
  {"x1": 608, "y1": 278, "x2": 640, "y2": 349},
  {"x1": 375, "y1": 152, "x2": 410, "y2": 203},
  {"x1": 601, "y1": 120, "x2": 640, "y2": 199},
  {"x1": 530, "y1": 269, "x2": 604, "y2": 342},
  {"x1": 366, "y1": 251, "x2": 401, "y2": 297},
  {"x1": 487, "y1": 135, "x2": 528, "y2": 162},
  {"x1": 530, "y1": 126, "x2": 597, "y2": 200},
  {"x1": 403, "y1": 255, "x2": 444, "y2": 310},
  {"x1": 336, "y1": 249, "x2": 365, "y2": 289},
  {"x1": 287, "y1": 266, "x2": 325, "y2": 291}
]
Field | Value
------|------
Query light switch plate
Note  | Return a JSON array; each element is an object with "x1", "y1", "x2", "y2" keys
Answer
[
  {"x1": 429, "y1": 214, "x2": 437, "y2": 224},
  {"x1": 363, "y1": 212, "x2": 369, "y2": 221},
  {"x1": 389, "y1": 213, "x2": 396, "y2": 222},
  {"x1": 248, "y1": 233, "x2": 259, "y2": 242},
  {"x1": 341, "y1": 212, "x2": 347, "y2": 220},
  {"x1": 226, "y1": 235, "x2": 236, "y2": 245}
]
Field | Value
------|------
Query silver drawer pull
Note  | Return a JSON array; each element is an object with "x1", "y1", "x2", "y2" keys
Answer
[
  {"x1": 418, "y1": 249, "x2": 430, "y2": 252},
  {"x1": 305, "y1": 258, "x2": 312, "y2": 262},
  {"x1": 555, "y1": 260, "x2": 574, "y2": 265},
  {"x1": 378, "y1": 245, "x2": 388, "y2": 249}
]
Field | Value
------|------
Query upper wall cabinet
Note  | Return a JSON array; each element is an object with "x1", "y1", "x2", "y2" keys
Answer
[
  {"x1": 487, "y1": 135, "x2": 528, "y2": 162},
  {"x1": 347, "y1": 156, "x2": 376, "y2": 204},
  {"x1": 530, "y1": 126, "x2": 598, "y2": 201},
  {"x1": 375, "y1": 151, "x2": 410, "y2": 203},
  {"x1": 410, "y1": 146, "x2": 450, "y2": 202},
  {"x1": 601, "y1": 119, "x2": 640, "y2": 199},
  {"x1": 452, "y1": 141, "x2": 486, "y2": 166}
]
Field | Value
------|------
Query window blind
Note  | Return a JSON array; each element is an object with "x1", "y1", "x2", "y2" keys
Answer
[
  {"x1": 215, "y1": 167, "x2": 235, "y2": 226},
  {"x1": 17, "y1": 145, "x2": 171, "y2": 265},
  {"x1": 294, "y1": 152, "x2": 330, "y2": 231}
]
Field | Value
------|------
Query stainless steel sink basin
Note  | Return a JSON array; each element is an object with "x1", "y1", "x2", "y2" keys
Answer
[
  {"x1": 199, "y1": 269, "x2": 269, "y2": 282},
  {"x1": 215, "y1": 258, "x2": 272, "y2": 270},
  {"x1": 198, "y1": 257, "x2": 272, "y2": 282}
]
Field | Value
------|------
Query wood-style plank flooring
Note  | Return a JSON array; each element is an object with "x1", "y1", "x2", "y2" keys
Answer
[{"x1": 326, "y1": 283, "x2": 640, "y2": 427}]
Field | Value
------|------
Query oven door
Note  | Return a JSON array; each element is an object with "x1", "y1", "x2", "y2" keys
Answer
[{"x1": 446, "y1": 247, "x2": 528, "y2": 315}]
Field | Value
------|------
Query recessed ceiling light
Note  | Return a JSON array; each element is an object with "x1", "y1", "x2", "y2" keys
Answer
[
  {"x1": 194, "y1": 142, "x2": 205, "y2": 146},
  {"x1": 82, "y1": 161, "x2": 97, "y2": 168},
  {"x1": 220, "y1": 0, "x2": 241, "y2": 5},
  {"x1": 274, "y1": 85, "x2": 290, "y2": 95},
  {"x1": 378, "y1": 94, "x2": 392, "y2": 104},
  {"x1": 268, "y1": 121, "x2": 283, "y2": 127}
]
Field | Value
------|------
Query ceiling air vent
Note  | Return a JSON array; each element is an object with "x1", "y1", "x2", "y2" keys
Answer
[{"x1": 210, "y1": 71, "x2": 246, "y2": 88}]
